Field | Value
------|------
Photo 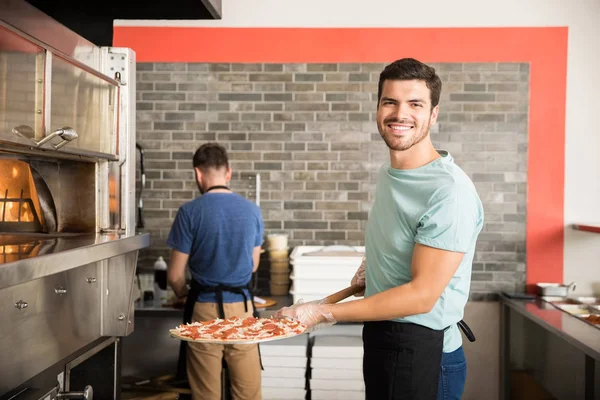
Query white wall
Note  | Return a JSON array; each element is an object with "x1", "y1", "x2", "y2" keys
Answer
[{"x1": 117, "y1": 0, "x2": 600, "y2": 294}]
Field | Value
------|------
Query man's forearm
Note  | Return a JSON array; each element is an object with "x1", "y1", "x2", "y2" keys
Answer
[
  {"x1": 169, "y1": 276, "x2": 188, "y2": 298},
  {"x1": 328, "y1": 282, "x2": 432, "y2": 322}
]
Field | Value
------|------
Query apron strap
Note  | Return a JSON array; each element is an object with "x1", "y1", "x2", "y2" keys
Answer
[
  {"x1": 176, "y1": 279, "x2": 202, "y2": 380},
  {"x1": 445, "y1": 319, "x2": 477, "y2": 343},
  {"x1": 246, "y1": 280, "x2": 263, "y2": 370},
  {"x1": 457, "y1": 319, "x2": 476, "y2": 342}
]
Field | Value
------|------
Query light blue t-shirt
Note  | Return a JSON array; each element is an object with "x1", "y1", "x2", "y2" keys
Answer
[{"x1": 365, "y1": 151, "x2": 484, "y2": 353}]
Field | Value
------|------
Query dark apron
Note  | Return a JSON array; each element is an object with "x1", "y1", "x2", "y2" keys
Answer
[
  {"x1": 363, "y1": 319, "x2": 475, "y2": 400},
  {"x1": 176, "y1": 279, "x2": 263, "y2": 381}
]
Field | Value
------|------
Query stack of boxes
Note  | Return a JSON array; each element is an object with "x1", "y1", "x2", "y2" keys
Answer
[
  {"x1": 267, "y1": 233, "x2": 290, "y2": 296},
  {"x1": 260, "y1": 334, "x2": 309, "y2": 400},
  {"x1": 309, "y1": 325, "x2": 365, "y2": 400},
  {"x1": 289, "y1": 246, "x2": 365, "y2": 303}
]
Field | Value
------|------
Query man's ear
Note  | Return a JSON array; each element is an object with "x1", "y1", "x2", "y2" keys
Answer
[
  {"x1": 225, "y1": 167, "x2": 232, "y2": 183},
  {"x1": 430, "y1": 105, "x2": 439, "y2": 126},
  {"x1": 194, "y1": 167, "x2": 203, "y2": 182}
]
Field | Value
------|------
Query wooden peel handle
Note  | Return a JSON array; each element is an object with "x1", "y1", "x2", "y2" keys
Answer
[{"x1": 321, "y1": 284, "x2": 364, "y2": 304}]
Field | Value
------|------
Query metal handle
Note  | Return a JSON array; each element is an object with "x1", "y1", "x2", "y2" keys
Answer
[
  {"x1": 14, "y1": 300, "x2": 28, "y2": 310},
  {"x1": 12, "y1": 125, "x2": 78, "y2": 150},
  {"x1": 86, "y1": 277, "x2": 97, "y2": 284},
  {"x1": 55, "y1": 287, "x2": 67, "y2": 295},
  {"x1": 57, "y1": 385, "x2": 93, "y2": 400}
]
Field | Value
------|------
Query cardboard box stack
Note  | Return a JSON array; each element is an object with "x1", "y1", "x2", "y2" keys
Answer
[{"x1": 267, "y1": 233, "x2": 290, "y2": 296}]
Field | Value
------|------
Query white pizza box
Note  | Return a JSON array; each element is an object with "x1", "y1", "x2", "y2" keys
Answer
[
  {"x1": 310, "y1": 378, "x2": 365, "y2": 391},
  {"x1": 308, "y1": 324, "x2": 363, "y2": 338},
  {"x1": 312, "y1": 335, "x2": 363, "y2": 359},
  {"x1": 262, "y1": 367, "x2": 306, "y2": 379},
  {"x1": 289, "y1": 283, "x2": 358, "y2": 304},
  {"x1": 262, "y1": 387, "x2": 306, "y2": 400},
  {"x1": 261, "y1": 377, "x2": 306, "y2": 389},
  {"x1": 259, "y1": 333, "x2": 308, "y2": 357},
  {"x1": 311, "y1": 389, "x2": 365, "y2": 400},
  {"x1": 290, "y1": 245, "x2": 365, "y2": 267},
  {"x1": 291, "y1": 265, "x2": 357, "y2": 280},
  {"x1": 261, "y1": 356, "x2": 306, "y2": 368},
  {"x1": 310, "y1": 367, "x2": 363, "y2": 380},
  {"x1": 290, "y1": 279, "x2": 350, "y2": 293},
  {"x1": 310, "y1": 357, "x2": 362, "y2": 370},
  {"x1": 291, "y1": 292, "x2": 355, "y2": 304}
]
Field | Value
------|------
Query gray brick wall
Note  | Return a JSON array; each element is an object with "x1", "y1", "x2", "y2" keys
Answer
[{"x1": 135, "y1": 62, "x2": 529, "y2": 297}]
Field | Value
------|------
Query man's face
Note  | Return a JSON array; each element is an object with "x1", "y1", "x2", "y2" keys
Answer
[{"x1": 376, "y1": 79, "x2": 438, "y2": 152}]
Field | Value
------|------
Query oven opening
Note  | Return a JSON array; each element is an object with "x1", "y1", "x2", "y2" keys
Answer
[
  {"x1": 0, "y1": 160, "x2": 46, "y2": 233},
  {"x1": 0, "y1": 154, "x2": 98, "y2": 264}
]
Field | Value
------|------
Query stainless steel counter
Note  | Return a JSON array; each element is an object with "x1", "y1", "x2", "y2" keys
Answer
[
  {"x1": 0, "y1": 232, "x2": 150, "y2": 290},
  {"x1": 501, "y1": 294, "x2": 600, "y2": 359},
  {"x1": 500, "y1": 294, "x2": 600, "y2": 400}
]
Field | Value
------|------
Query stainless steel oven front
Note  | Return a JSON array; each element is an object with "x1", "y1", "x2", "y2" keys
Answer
[{"x1": 0, "y1": 1, "x2": 149, "y2": 398}]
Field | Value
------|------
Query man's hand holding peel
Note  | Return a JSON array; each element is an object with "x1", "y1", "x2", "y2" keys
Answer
[
  {"x1": 351, "y1": 256, "x2": 367, "y2": 296},
  {"x1": 275, "y1": 301, "x2": 336, "y2": 330}
]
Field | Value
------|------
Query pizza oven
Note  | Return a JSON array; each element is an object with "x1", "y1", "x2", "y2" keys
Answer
[{"x1": 0, "y1": 1, "x2": 149, "y2": 399}]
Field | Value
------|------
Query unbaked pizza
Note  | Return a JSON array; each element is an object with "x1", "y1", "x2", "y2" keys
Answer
[{"x1": 169, "y1": 316, "x2": 307, "y2": 344}]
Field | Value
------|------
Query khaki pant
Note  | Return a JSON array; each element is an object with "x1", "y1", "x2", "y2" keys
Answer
[{"x1": 187, "y1": 301, "x2": 261, "y2": 400}]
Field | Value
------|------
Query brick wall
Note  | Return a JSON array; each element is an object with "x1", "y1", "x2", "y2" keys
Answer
[{"x1": 135, "y1": 62, "x2": 529, "y2": 297}]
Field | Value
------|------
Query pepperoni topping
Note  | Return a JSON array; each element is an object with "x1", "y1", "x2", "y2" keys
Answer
[{"x1": 172, "y1": 316, "x2": 306, "y2": 342}]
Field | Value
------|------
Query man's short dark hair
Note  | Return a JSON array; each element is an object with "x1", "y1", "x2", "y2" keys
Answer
[
  {"x1": 377, "y1": 58, "x2": 442, "y2": 109},
  {"x1": 193, "y1": 142, "x2": 229, "y2": 172}
]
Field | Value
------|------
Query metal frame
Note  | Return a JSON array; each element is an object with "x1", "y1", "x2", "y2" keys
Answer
[
  {"x1": 65, "y1": 337, "x2": 119, "y2": 391},
  {"x1": 0, "y1": 20, "x2": 122, "y2": 161},
  {"x1": 101, "y1": 46, "x2": 137, "y2": 236},
  {"x1": 500, "y1": 295, "x2": 599, "y2": 400}
]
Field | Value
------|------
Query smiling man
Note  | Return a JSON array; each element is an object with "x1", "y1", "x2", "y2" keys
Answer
[{"x1": 277, "y1": 58, "x2": 484, "y2": 400}]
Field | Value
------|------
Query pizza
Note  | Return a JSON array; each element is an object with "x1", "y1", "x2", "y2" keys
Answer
[{"x1": 170, "y1": 316, "x2": 307, "y2": 344}]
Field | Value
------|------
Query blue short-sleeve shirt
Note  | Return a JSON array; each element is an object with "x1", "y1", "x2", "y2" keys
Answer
[{"x1": 167, "y1": 192, "x2": 264, "y2": 303}]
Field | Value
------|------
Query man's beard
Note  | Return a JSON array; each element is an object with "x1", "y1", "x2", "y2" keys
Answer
[{"x1": 379, "y1": 118, "x2": 431, "y2": 151}]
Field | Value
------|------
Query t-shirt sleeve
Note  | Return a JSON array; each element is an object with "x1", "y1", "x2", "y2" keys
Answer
[
  {"x1": 254, "y1": 207, "x2": 264, "y2": 247},
  {"x1": 167, "y1": 207, "x2": 193, "y2": 255},
  {"x1": 414, "y1": 183, "x2": 482, "y2": 253}
]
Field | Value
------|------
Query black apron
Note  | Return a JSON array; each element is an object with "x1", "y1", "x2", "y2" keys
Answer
[{"x1": 363, "y1": 320, "x2": 476, "y2": 400}]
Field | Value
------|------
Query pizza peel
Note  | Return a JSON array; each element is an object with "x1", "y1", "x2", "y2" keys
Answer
[
  {"x1": 169, "y1": 284, "x2": 365, "y2": 344},
  {"x1": 320, "y1": 283, "x2": 364, "y2": 304}
]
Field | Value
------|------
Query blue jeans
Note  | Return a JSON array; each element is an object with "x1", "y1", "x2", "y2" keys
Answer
[{"x1": 437, "y1": 346, "x2": 467, "y2": 400}]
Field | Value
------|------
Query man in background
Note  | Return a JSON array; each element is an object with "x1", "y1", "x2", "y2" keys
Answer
[{"x1": 167, "y1": 142, "x2": 264, "y2": 400}]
